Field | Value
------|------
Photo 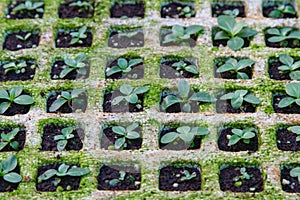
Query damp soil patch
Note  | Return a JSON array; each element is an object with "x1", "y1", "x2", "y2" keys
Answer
[
  {"x1": 110, "y1": 2, "x2": 145, "y2": 18},
  {"x1": 0, "y1": 60, "x2": 36, "y2": 81},
  {"x1": 211, "y1": 1, "x2": 245, "y2": 17},
  {"x1": 58, "y1": 0, "x2": 95, "y2": 18},
  {"x1": 276, "y1": 127, "x2": 300, "y2": 151},
  {"x1": 161, "y1": 2, "x2": 195, "y2": 18},
  {"x1": 55, "y1": 28, "x2": 93, "y2": 48},
  {"x1": 6, "y1": 0, "x2": 44, "y2": 19},
  {"x1": 108, "y1": 28, "x2": 144, "y2": 48},
  {"x1": 160, "y1": 58, "x2": 199, "y2": 79},
  {"x1": 281, "y1": 165, "x2": 300, "y2": 193},
  {"x1": 273, "y1": 93, "x2": 300, "y2": 114},
  {"x1": 3, "y1": 31, "x2": 40, "y2": 51}
]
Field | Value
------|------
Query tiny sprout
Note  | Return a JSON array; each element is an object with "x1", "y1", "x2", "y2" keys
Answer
[
  {"x1": 111, "y1": 85, "x2": 149, "y2": 106},
  {"x1": 16, "y1": 33, "x2": 31, "y2": 41},
  {"x1": 163, "y1": 25, "x2": 204, "y2": 45},
  {"x1": 216, "y1": 58, "x2": 254, "y2": 79},
  {"x1": 227, "y1": 128, "x2": 256, "y2": 146},
  {"x1": 3, "y1": 61, "x2": 27, "y2": 75},
  {"x1": 49, "y1": 89, "x2": 85, "y2": 112},
  {"x1": 54, "y1": 126, "x2": 76, "y2": 151},
  {"x1": 70, "y1": 26, "x2": 88, "y2": 45},
  {"x1": 178, "y1": 6, "x2": 195, "y2": 18},
  {"x1": 0, "y1": 128, "x2": 20, "y2": 151},
  {"x1": 106, "y1": 58, "x2": 143, "y2": 77},
  {"x1": 59, "y1": 53, "x2": 88, "y2": 78},
  {"x1": 269, "y1": 4, "x2": 296, "y2": 18},
  {"x1": 111, "y1": 122, "x2": 140, "y2": 150},
  {"x1": 107, "y1": 170, "x2": 128, "y2": 186},
  {"x1": 180, "y1": 170, "x2": 197, "y2": 181},
  {"x1": 12, "y1": 1, "x2": 44, "y2": 14},
  {"x1": 172, "y1": 60, "x2": 199, "y2": 75}
]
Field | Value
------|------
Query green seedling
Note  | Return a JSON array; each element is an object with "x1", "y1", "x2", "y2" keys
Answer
[
  {"x1": 161, "y1": 126, "x2": 209, "y2": 145},
  {"x1": 233, "y1": 167, "x2": 252, "y2": 187},
  {"x1": 266, "y1": 27, "x2": 300, "y2": 44},
  {"x1": 290, "y1": 167, "x2": 300, "y2": 183},
  {"x1": 111, "y1": 122, "x2": 140, "y2": 149},
  {"x1": 287, "y1": 126, "x2": 300, "y2": 141},
  {"x1": 179, "y1": 170, "x2": 197, "y2": 181},
  {"x1": 70, "y1": 26, "x2": 88, "y2": 45},
  {"x1": 278, "y1": 83, "x2": 300, "y2": 108},
  {"x1": 107, "y1": 170, "x2": 135, "y2": 186},
  {"x1": 161, "y1": 80, "x2": 216, "y2": 113},
  {"x1": 269, "y1": 4, "x2": 296, "y2": 18},
  {"x1": 227, "y1": 127, "x2": 256, "y2": 146},
  {"x1": 178, "y1": 6, "x2": 195, "y2": 18},
  {"x1": 69, "y1": 0, "x2": 93, "y2": 10},
  {"x1": 171, "y1": 60, "x2": 199, "y2": 75},
  {"x1": 0, "y1": 128, "x2": 20, "y2": 151},
  {"x1": 59, "y1": 53, "x2": 88, "y2": 78},
  {"x1": 2, "y1": 61, "x2": 27, "y2": 75},
  {"x1": 162, "y1": 25, "x2": 204, "y2": 44},
  {"x1": 12, "y1": 1, "x2": 44, "y2": 14},
  {"x1": 215, "y1": 15, "x2": 257, "y2": 51},
  {"x1": 220, "y1": 90, "x2": 260, "y2": 109},
  {"x1": 223, "y1": 8, "x2": 239, "y2": 18},
  {"x1": 49, "y1": 89, "x2": 85, "y2": 112},
  {"x1": 111, "y1": 85, "x2": 149, "y2": 106},
  {"x1": 277, "y1": 54, "x2": 300, "y2": 80},
  {"x1": 16, "y1": 33, "x2": 31, "y2": 41},
  {"x1": 0, "y1": 154, "x2": 22, "y2": 183},
  {"x1": 0, "y1": 86, "x2": 34, "y2": 114},
  {"x1": 216, "y1": 58, "x2": 254, "y2": 79},
  {"x1": 54, "y1": 126, "x2": 76, "y2": 151},
  {"x1": 106, "y1": 58, "x2": 143, "y2": 77}
]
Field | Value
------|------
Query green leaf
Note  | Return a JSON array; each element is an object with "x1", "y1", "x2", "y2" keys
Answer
[
  {"x1": 62, "y1": 127, "x2": 75, "y2": 136},
  {"x1": 67, "y1": 167, "x2": 90, "y2": 176},
  {"x1": 3, "y1": 172, "x2": 22, "y2": 183},
  {"x1": 14, "y1": 95, "x2": 34, "y2": 105},
  {"x1": 71, "y1": 89, "x2": 85, "y2": 98},
  {"x1": 218, "y1": 15, "x2": 236, "y2": 34},
  {"x1": 9, "y1": 86, "x2": 23, "y2": 99},
  {"x1": 227, "y1": 37, "x2": 244, "y2": 51},
  {"x1": 220, "y1": 92, "x2": 235, "y2": 100},
  {"x1": 217, "y1": 63, "x2": 235, "y2": 73},
  {"x1": 126, "y1": 122, "x2": 139, "y2": 132},
  {"x1": 160, "y1": 132, "x2": 178, "y2": 144},
  {"x1": 0, "y1": 142, "x2": 8, "y2": 150},
  {"x1": 163, "y1": 34, "x2": 177, "y2": 43},
  {"x1": 177, "y1": 126, "x2": 191, "y2": 134},
  {"x1": 291, "y1": 61, "x2": 300, "y2": 71},
  {"x1": 237, "y1": 28, "x2": 257, "y2": 38},
  {"x1": 185, "y1": 25, "x2": 203, "y2": 35},
  {"x1": 178, "y1": 131, "x2": 194, "y2": 143},
  {"x1": 64, "y1": 58, "x2": 77, "y2": 67},
  {"x1": 244, "y1": 93, "x2": 260, "y2": 104},
  {"x1": 57, "y1": 140, "x2": 68, "y2": 151},
  {"x1": 5, "y1": 128, "x2": 19, "y2": 141},
  {"x1": 278, "y1": 97, "x2": 295, "y2": 108},
  {"x1": 10, "y1": 141, "x2": 18, "y2": 150},
  {"x1": 112, "y1": 126, "x2": 126, "y2": 135},
  {"x1": 133, "y1": 86, "x2": 149, "y2": 94},
  {"x1": 58, "y1": 164, "x2": 70, "y2": 173},
  {"x1": 268, "y1": 36, "x2": 286, "y2": 43},
  {"x1": 125, "y1": 93, "x2": 138, "y2": 104},
  {"x1": 287, "y1": 30, "x2": 300, "y2": 39},
  {"x1": 231, "y1": 96, "x2": 243, "y2": 109},
  {"x1": 242, "y1": 131, "x2": 256, "y2": 139},
  {"x1": 185, "y1": 65, "x2": 199, "y2": 74},
  {"x1": 192, "y1": 127, "x2": 209, "y2": 136},
  {"x1": 161, "y1": 95, "x2": 182, "y2": 110},
  {"x1": 115, "y1": 137, "x2": 126, "y2": 149},
  {"x1": 266, "y1": 28, "x2": 281, "y2": 35},
  {"x1": 49, "y1": 98, "x2": 68, "y2": 112},
  {"x1": 290, "y1": 167, "x2": 300, "y2": 180},
  {"x1": 0, "y1": 89, "x2": 10, "y2": 100},
  {"x1": 214, "y1": 31, "x2": 230, "y2": 40},
  {"x1": 236, "y1": 59, "x2": 255, "y2": 70},
  {"x1": 286, "y1": 83, "x2": 300, "y2": 98},
  {"x1": 290, "y1": 71, "x2": 300, "y2": 80},
  {"x1": 280, "y1": 54, "x2": 294, "y2": 66},
  {"x1": 61, "y1": 91, "x2": 71, "y2": 99},
  {"x1": 172, "y1": 25, "x2": 185, "y2": 37},
  {"x1": 59, "y1": 68, "x2": 75, "y2": 78},
  {"x1": 189, "y1": 92, "x2": 216, "y2": 102},
  {"x1": 128, "y1": 59, "x2": 143, "y2": 68},
  {"x1": 237, "y1": 72, "x2": 249, "y2": 79},
  {"x1": 285, "y1": 5, "x2": 296, "y2": 14},
  {"x1": 118, "y1": 58, "x2": 128, "y2": 69},
  {"x1": 278, "y1": 65, "x2": 291, "y2": 71},
  {"x1": 269, "y1": 10, "x2": 282, "y2": 18},
  {"x1": 228, "y1": 135, "x2": 241, "y2": 146},
  {"x1": 111, "y1": 96, "x2": 124, "y2": 105},
  {"x1": 0, "y1": 102, "x2": 10, "y2": 114},
  {"x1": 75, "y1": 53, "x2": 87, "y2": 62},
  {"x1": 126, "y1": 131, "x2": 140, "y2": 139},
  {"x1": 120, "y1": 85, "x2": 133, "y2": 96},
  {"x1": 178, "y1": 80, "x2": 190, "y2": 100},
  {"x1": 54, "y1": 135, "x2": 65, "y2": 140},
  {"x1": 232, "y1": 129, "x2": 243, "y2": 136},
  {"x1": 232, "y1": 20, "x2": 245, "y2": 35},
  {"x1": 2, "y1": 154, "x2": 17, "y2": 173}
]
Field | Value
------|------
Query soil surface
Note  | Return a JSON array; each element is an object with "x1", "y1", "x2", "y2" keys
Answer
[
  {"x1": 0, "y1": 166, "x2": 20, "y2": 192},
  {"x1": 159, "y1": 127, "x2": 201, "y2": 150},
  {"x1": 216, "y1": 93, "x2": 256, "y2": 113},
  {"x1": 160, "y1": 59, "x2": 198, "y2": 79},
  {"x1": 219, "y1": 166, "x2": 263, "y2": 192},
  {"x1": 55, "y1": 30, "x2": 92, "y2": 48},
  {"x1": 41, "y1": 123, "x2": 83, "y2": 151},
  {"x1": 276, "y1": 127, "x2": 300, "y2": 151},
  {"x1": 36, "y1": 164, "x2": 81, "y2": 192},
  {"x1": 160, "y1": 28, "x2": 198, "y2": 47},
  {"x1": 211, "y1": 1, "x2": 245, "y2": 17},
  {"x1": 218, "y1": 127, "x2": 258, "y2": 152},
  {"x1": 6, "y1": 0, "x2": 44, "y2": 19},
  {"x1": 103, "y1": 91, "x2": 144, "y2": 113},
  {"x1": 108, "y1": 30, "x2": 144, "y2": 48},
  {"x1": 58, "y1": 0, "x2": 94, "y2": 18},
  {"x1": 97, "y1": 165, "x2": 141, "y2": 190},
  {"x1": 268, "y1": 59, "x2": 294, "y2": 80},
  {"x1": 281, "y1": 166, "x2": 300, "y2": 193},
  {"x1": 159, "y1": 165, "x2": 201, "y2": 191},
  {"x1": 110, "y1": 2, "x2": 145, "y2": 18},
  {"x1": 0, "y1": 60, "x2": 36, "y2": 81},
  {"x1": 51, "y1": 60, "x2": 90, "y2": 80},
  {"x1": 262, "y1": 2, "x2": 297, "y2": 18},
  {"x1": 0, "y1": 128, "x2": 25, "y2": 152},
  {"x1": 161, "y1": 2, "x2": 195, "y2": 18},
  {"x1": 273, "y1": 94, "x2": 300, "y2": 114},
  {"x1": 212, "y1": 27, "x2": 250, "y2": 48},
  {"x1": 265, "y1": 31, "x2": 300, "y2": 48},
  {"x1": 101, "y1": 126, "x2": 142, "y2": 150},
  {"x1": 3, "y1": 31, "x2": 40, "y2": 51}
]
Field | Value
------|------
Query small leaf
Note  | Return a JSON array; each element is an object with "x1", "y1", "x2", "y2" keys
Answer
[
  {"x1": 237, "y1": 28, "x2": 257, "y2": 38},
  {"x1": 112, "y1": 126, "x2": 126, "y2": 135},
  {"x1": 289, "y1": 126, "x2": 300, "y2": 135},
  {"x1": 58, "y1": 164, "x2": 70, "y2": 173},
  {"x1": 59, "y1": 68, "x2": 74, "y2": 78},
  {"x1": 236, "y1": 59, "x2": 255, "y2": 70},
  {"x1": 111, "y1": 96, "x2": 124, "y2": 105},
  {"x1": 217, "y1": 63, "x2": 235, "y2": 73},
  {"x1": 3, "y1": 172, "x2": 22, "y2": 183},
  {"x1": 71, "y1": 89, "x2": 85, "y2": 98},
  {"x1": 67, "y1": 167, "x2": 90, "y2": 176},
  {"x1": 286, "y1": 83, "x2": 300, "y2": 98},
  {"x1": 244, "y1": 93, "x2": 260, "y2": 104},
  {"x1": 228, "y1": 135, "x2": 240, "y2": 146},
  {"x1": 290, "y1": 71, "x2": 300, "y2": 80},
  {"x1": 178, "y1": 80, "x2": 190, "y2": 100},
  {"x1": 280, "y1": 54, "x2": 294, "y2": 66},
  {"x1": 126, "y1": 131, "x2": 140, "y2": 139},
  {"x1": 266, "y1": 28, "x2": 281, "y2": 35},
  {"x1": 268, "y1": 36, "x2": 286, "y2": 43},
  {"x1": 9, "y1": 86, "x2": 23, "y2": 98},
  {"x1": 118, "y1": 58, "x2": 128, "y2": 69},
  {"x1": 161, "y1": 95, "x2": 182, "y2": 110},
  {"x1": 125, "y1": 93, "x2": 138, "y2": 104},
  {"x1": 185, "y1": 65, "x2": 199, "y2": 74},
  {"x1": 38, "y1": 169, "x2": 58, "y2": 181},
  {"x1": 126, "y1": 122, "x2": 139, "y2": 132},
  {"x1": 10, "y1": 141, "x2": 18, "y2": 150},
  {"x1": 57, "y1": 140, "x2": 68, "y2": 151},
  {"x1": 185, "y1": 25, "x2": 203, "y2": 35},
  {"x1": 120, "y1": 85, "x2": 133, "y2": 96},
  {"x1": 114, "y1": 137, "x2": 126, "y2": 149},
  {"x1": 178, "y1": 131, "x2": 194, "y2": 143},
  {"x1": 0, "y1": 142, "x2": 8, "y2": 150},
  {"x1": 237, "y1": 72, "x2": 249, "y2": 79},
  {"x1": 54, "y1": 135, "x2": 65, "y2": 140},
  {"x1": 278, "y1": 97, "x2": 295, "y2": 108},
  {"x1": 232, "y1": 20, "x2": 245, "y2": 35},
  {"x1": 189, "y1": 92, "x2": 216, "y2": 102},
  {"x1": 218, "y1": 15, "x2": 236, "y2": 34},
  {"x1": 172, "y1": 25, "x2": 185, "y2": 37},
  {"x1": 0, "y1": 102, "x2": 10, "y2": 114},
  {"x1": 227, "y1": 37, "x2": 244, "y2": 51},
  {"x1": 214, "y1": 31, "x2": 230, "y2": 40},
  {"x1": 14, "y1": 95, "x2": 34, "y2": 105},
  {"x1": 160, "y1": 132, "x2": 178, "y2": 144},
  {"x1": 49, "y1": 98, "x2": 68, "y2": 112},
  {"x1": 192, "y1": 127, "x2": 209, "y2": 136},
  {"x1": 0, "y1": 89, "x2": 10, "y2": 100},
  {"x1": 133, "y1": 86, "x2": 149, "y2": 94}
]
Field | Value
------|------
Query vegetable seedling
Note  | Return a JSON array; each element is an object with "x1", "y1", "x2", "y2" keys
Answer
[
  {"x1": 2, "y1": 61, "x2": 27, "y2": 75},
  {"x1": 70, "y1": 26, "x2": 88, "y2": 45},
  {"x1": 0, "y1": 86, "x2": 34, "y2": 114},
  {"x1": 179, "y1": 170, "x2": 197, "y2": 181},
  {"x1": 277, "y1": 54, "x2": 300, "y2": 80},
  {"x1": 111, "y1": 85, "x2": 149, "y2": 106},
  {"x1": 178, "y1": 6, "x2": 195, "y2": 18},
  {"x1": 220, "y1": 90, "x2": 260, "y2": 109},
  {"x1": 12, "y1": 1, "x2": 44, "y2": 14},
  {"x1": 287, "y1": 126, "x2": 300, "y2": 142},
  {"x1": 214, "y1": 15, "x2": 257, "y2": 51},
  {"x1": 216, "y1": 58, "x2": 254, "y2": 79},
  {"x1": 233, "y1": 167, "x2": 252, "y2": 187},
  {"x1": 0, "y1": 154, "x2": 22, "y2": 183},
  {"x1": 278, "y1": 83, "x2": 300, "y2": 108},
  {"x1": 54, "y1": 126, "x2": 76, "y2": 151},
  {"x1": 0, "y1": 128, "x2": 20, "y2": 151},
  {"x1": 266, "y1": 27, "x2": 300, "y2": 45},
  {"x1": 111, "y1": 122, "x2": 140, "y2": 150},
  {"x1": 16, "y1": 33, "x2": 31, "y2": 41},
  {"x1": 171, "y1": 60, "x2": 199, "y2": 75},
  {"x1": 223, "y1": 8, "x2": 239, "y2": 18},
  {"x1": 59, "y1": 53, "x2": 88, "y2": 78},
  {"x1": 268, "y1": 4, "x2": 296, "y2": 18},
  {"x1": 226, "y1": 127, "x2": 256, "y2": 146},
  {"x1": 106, "y1": 170, "x2": 135, "y2": 186},
  {"x1": 106, "y1": 58, "x2": 143, "y2": 77}
]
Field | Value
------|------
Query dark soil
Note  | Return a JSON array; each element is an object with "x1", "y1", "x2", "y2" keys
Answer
[
  {"x1": 281, "y1": 166, "x2": 300, "y2": 193},
  {"x1": 3, "y1": 31, "x2": 40, "y2": 51},
  {"x1": 160, "y1": 28, "x2": 198, "y2": 47},
  {"x1": 0, "y1": 128, "x2": 25, "y2": 152},
  {"x1": 159, "y1": 165, "x2": 201, "y2": 191},
  {"x1": 105, "y1": 58, "x2": 144, "y2": 79},
  {"x1": 216, "y1": 93, "x2": 256, "y2": 113},
  {"x1": 58, "y1": 0, "x2": 94, "y2": 18},
  {"x1": 101, "y1": 126, "x2": 142, "y2": 150},
  {"x1": 160, "y1": 59, "x2": 198, "y2": 79},
  {"x1": 108, "y1": 30, "x2": 144, "y2": 48},
  {"x1": 265, "y1": 30, "x2": 300, "y2": 48},
  {"x1": 212, "y1": 27, "x2": 251, "y2": 48},
  {"x1": 55, "y1": 29, "x2": 93, "y2": 48},
  {"x1": 0, "y1": 60, "x2": 36, "y2": 81},
  {"x1": 268, "y1": 59, "x2": 293, "y2": 80},
  {"x1": 97, "y1": 165, "x2": 141, "y2": 190},
  {"x1": 276, "y1": 127, "x2": 300, "y2": 151},
  {"x1": 159, "y1": 91, "x2": 199, "y2": 113},
  {"x1": 219, "y1": 166, "x2": 263, "y2": 192},
  {"x1": 110, "y1": 2, "x2": 145, "y2": 18},
  {"x1": 6, "y1": 0, "x2": 44, "y2": 19},
  {"x1": 103, "y1": 91, "x2": 144, "y2": 113},
  {"x1": 46, "y1": 91, "x2": 87, "y2": 113},
  {"x1": 218, "y1": 127, "x2": 258, "y2": 152},
  {"x1": 0, "y1": 165, "x2": 20, "y2": 192},
  {"x1": 262, "y1": 2, "x2": 297, "y2": 18},
  {"x1": 273, "y1": 94, "x2": 300, "y2": 114},
  {"x1": 51, "y1": 60, "x2": 90, "y2": 80},
  {"x1": 41, "y1": 123, "x2": 84, "y2": 151},
  {"x1": 161, "y1": 2, "x2": 195, "y2": 18},
  {"x1": 214, "y1": 57, "x2": 253, "y2": 79},
  {"x1": 159, "y1": 127, "x2": 201, "y2": 150},
  {"x1": 211, "y1": 1, "x2": 245, "y2": 17},
  {"x1": 36, "y1": 163, "x2": 81, "y2": 192}
]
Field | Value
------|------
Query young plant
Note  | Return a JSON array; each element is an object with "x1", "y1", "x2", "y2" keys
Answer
[
  {"x1": 223, "y1": 8, "x2": 239, "y2": 18},
  {"x1": 59, "y1": 53, "x2": 88, "y2": 78},
  {"x1": 290, "y1": 167, "x2": 300, "y2": 183},
  {"x1": 16, "y1": 33, "x2": 31, "y2": 41},
  {"x1": 277, "y1": 54, "x2": 300, "y2": 80},
  {"x1": 0, "y1": 154, "x2": 22, "y2": 183},
  {"x1": 162, "y1": 25, "x2": 204, "y2": 44},
  {"x1": 172, "y1": 60, "x2": 199, "y2": 75},
  {"x1": 70, "y1": 26, "x2": 88, "y2": 45},
  {"x1": 106, "y1": 170, "x2": 135, "y2": 186},
  {"x1": 227, "y1": 127, "x2": 256, "y2": 146},
  {"x1": 161, "y1": 80, "x2": 216, "y2": 113},
  {"x1": 220, "y1": 90, "x2": 260, "y2": 109},
  {"x1": 233, "y1": 167, "x2": 252, "y2": 187},
  {"x1": 69, "y1": 0, "x2": 93, "y2": 10},
  {"x1": 216, "y1": 58, "x2": 254, "y2": 79},
  {"x1": 161, "y1": 126, "x2": 209, "y2": 145},
  {"x1": 111, "y1": 122, "x2": 140, "y2": 150},
  {"x1": 266, "y1": 27, "x2": 300, "y2": 44},
  {"x1": 2, "y1": 61, "x2": 27, "y2": 75},
  {"x1": 179, "y1": 170, "x2": 197, "y2": 181},
  {"x1": 278, "y1": 83, "x2": 300, "y2": 108},
  {"x1": 49, "y1": 89, "x2": 85, "y2": 112},
  {"x1": 287, "y1": 126, "x2": 300, "y2": 141},
  {"x1": 54, "y1": 126, "x2": 76, "y2": 151},
  {"x1": 106, "y1": 58, "x2": 143, "y2": 77},
  {"x1": 111, "y1": 85, "x2": 149, "y2": 106},
  {"x1": 178, "y1": 6, "x2": 195, "y2": 18},
  {"x1": 214, "y1": 15, "x2": 257, "y2": 51},
  {"x1": 268, "y1": 4, "x2": 296, "y2": 18},
  {"x1": 0, "y1": 128, "x2": 20, "y2": 151},
  {"x1": 0, "y1": 86, "x2": 34, "y2": 114},
  {"x1": 12, "y1": 1, "x2": 44, "y2": 14},
  {"x1": 38, "y1": 163, "x2": 90, "y2": 186}
]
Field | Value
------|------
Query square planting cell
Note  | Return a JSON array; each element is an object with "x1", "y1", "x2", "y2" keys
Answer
[
  {"x1": 0, "y1": 60, "x2": 36, "y2": 81},
  {"x1": 110, "y1": 2, "x2": 145, "y2": 18},
  {"x1": 58, "y1": 0, "x2": 95, "y2": 18},
  {"x1": 108, "y1": 28, "x2": 144, "y2": 48},
  {"x1": 262, "y1": 0, "x2": 297, "y2": 18},
  {"x1": 3, "y1": 31, "x2": 40, "y2": 51},
  {"x1": 161, "y1": 1, "x2": 195, "y2": 18},
  {"x1": 6, "y1": 0, "x2": 44, "y2": 19},
  {"x1": 268, "y1": 55, "x2": 300, "y2": 80},
  {"x1": 265, "y1": 27, "x2": 300, "y2": 48},
  {"x1": 276, "y1": 125, "x2": 300, "y2": 151}
]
